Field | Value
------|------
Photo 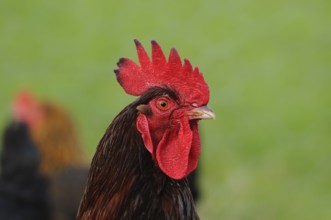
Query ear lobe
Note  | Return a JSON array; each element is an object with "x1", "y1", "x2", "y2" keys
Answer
[{"x1": 136, "y1": 114, "x2": 154, "y2": 156}]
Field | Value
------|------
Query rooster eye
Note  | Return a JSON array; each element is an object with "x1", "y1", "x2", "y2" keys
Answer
[{"x1": 156, "y1": 99, "x2": 170, "y2": 111}]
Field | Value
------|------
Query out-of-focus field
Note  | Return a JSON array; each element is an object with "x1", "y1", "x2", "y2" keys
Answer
[{"x1": 1, "y1": 0, "x2": 330, "y2": 219}]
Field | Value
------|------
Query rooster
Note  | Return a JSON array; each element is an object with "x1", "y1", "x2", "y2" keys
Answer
[{"x1": 77, "y1": 40, "x2": 215, "y2": 219}]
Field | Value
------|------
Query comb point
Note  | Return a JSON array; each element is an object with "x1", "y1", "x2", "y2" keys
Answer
[
  {"x1": 134, "y1": 40, "x2": 150, "y2": 68},
  {"x1": 134, "y1": 39, "x2": 141, "y2": 47},
  {"x1": 168, "y1": 48, "x2": 182, "y2": 70},
  {"x1": 183, "y1": 59, "x2": 193, "y2": 74},
  {"x1": 152, "y1": 40, "x2": 166, "y2": 68}
]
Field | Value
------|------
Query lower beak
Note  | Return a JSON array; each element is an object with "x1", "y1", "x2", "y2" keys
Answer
[{"x1": 187, "y1": 106, "x2": 215, "y2": 120}]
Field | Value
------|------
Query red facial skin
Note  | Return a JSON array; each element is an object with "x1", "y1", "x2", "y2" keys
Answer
[
  {"x1": 136, "y1": 95, "x2": 201, "y2": 180},
  {"x1": 145, "y1": 96, "x2": 179, "y2": 145}
]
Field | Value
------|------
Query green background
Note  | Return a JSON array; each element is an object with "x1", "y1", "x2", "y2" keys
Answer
[{"x1": 1, "y1": 0, "x2": 330, "y2": 219}]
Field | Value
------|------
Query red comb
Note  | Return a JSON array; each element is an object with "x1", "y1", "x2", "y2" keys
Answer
[
  {"x1": 12, "y1": 90, "x2": 42, "y2": 127},
  {"x1": 13, "y1": 90, "x2": 37, "y2": 109},
  {"x1": 115, "y1": 40, "x2": 209, "y2": 106}
]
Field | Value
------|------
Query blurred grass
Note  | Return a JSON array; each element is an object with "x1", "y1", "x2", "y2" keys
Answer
[{"x1": 1, "y1": 0, "x2": 330, "y2": 219}]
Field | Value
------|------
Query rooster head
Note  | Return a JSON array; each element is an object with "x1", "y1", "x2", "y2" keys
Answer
[
  {"x1": 115, "y1": 40, "x2": 215, "y2": 180},
  {"x1": 12, "y1": 90, "x2": 43, "y2": 129}
]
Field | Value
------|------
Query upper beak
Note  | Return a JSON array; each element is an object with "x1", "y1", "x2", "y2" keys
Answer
[{"x1": 187, "y1": 105, "x2": 215, "y2": 120}]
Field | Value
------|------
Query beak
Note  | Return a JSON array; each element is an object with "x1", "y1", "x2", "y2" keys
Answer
[{"x1": 187, "y1": 106, "x2": 215, "y2": 120}]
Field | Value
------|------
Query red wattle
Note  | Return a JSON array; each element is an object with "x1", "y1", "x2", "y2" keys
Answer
[
  {"x1": 156, "y1": 117, "x2": 200, "y2": 180},
  {"x1": 137, "y1": 113, "x2": 201, "y2": 180}
]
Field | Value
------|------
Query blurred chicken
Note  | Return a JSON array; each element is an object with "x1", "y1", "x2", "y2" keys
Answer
[
  {"x1": 11, "y1": 91, "x2": 89, "y2": 220},
  {"x1": 12, "y1": 92, "x2": 86, "y2": 174},
  {"x1": 0, "y1": 121, "x2": 52, "y2": 220}
]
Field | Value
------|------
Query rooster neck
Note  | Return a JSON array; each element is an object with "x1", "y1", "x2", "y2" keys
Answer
[{"x1": 78, "y1": 87, "x2": 198, "y2": 220}]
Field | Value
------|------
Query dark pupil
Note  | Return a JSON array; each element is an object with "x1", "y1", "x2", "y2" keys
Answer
[{"x1": 160, "y1": 101, "x2": 167, "y2": 107}]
